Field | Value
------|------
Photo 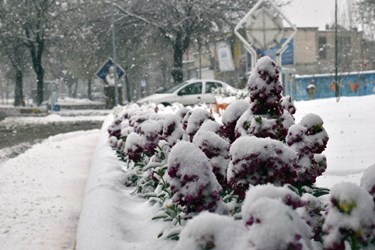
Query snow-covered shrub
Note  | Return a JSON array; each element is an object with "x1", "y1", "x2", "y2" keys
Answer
[
  {"x1": 160, "y1": 114, "x2": 184, "y2": 146},
  {"x1": 185, "y1": 109, "x2": 214, "y2": 141},
  {"x1": 105, "y1": 55, "x2": 335, "y2": 244},
  {"x1": 360, "y1": 164, "x2": 375, "y2": 202},
  {"x1": 280, "y1": 106, "x2": 296, "y2": 134},
  {"x1": 227, "y1": 136, "x2": 297, "y2": 198},
  {"x1": 246, "y1": 56, "x2": 291, "y2": 141},
  {"x1": 286, "y1": 124, "x2": 327, "y2": 185},
  {"x1": 198, "y1": 119, "x2": 223, "y2": 134},
  {"x1": 175, "y1": 107, "x2": 191, "y2": 123},
  {"x1": 221, "y1": 100, "x2": 250, "y2": 143},
  {"x1": 299, "y1": 113, "x2": 328, "y2": 154},
  {"x1": 128, "y1": 109, "x2": 154, "y2": 131},
  {"x1": 180, "y1": 109, "x2": 192, "y2": 130},
  {"x1": 323, "y1": 182, "x2": 375, "y2": 249},
  {"x1": 133, "y1": 141, "x2": 171, "y2": 195},
  {"x1": 107, "y1": 117, "x2": 122, "y2": 139},
  {"x1": 124, "y1": 132, "x2": 143, "y2": 162},
  {"x1": 297, "y1": 193, "x2": 326, "y2": 241},
  {"x1": 242, "y1": 198, "x2": 314, "y2": 250},
  {"x1": 248, "y1": 56, "x2": 283, "y2": 115},
  {"x1": 108, "y1": 136, "x2": 118, "y2": 149},
  {"x1": 234, "y1": 109, "x2": 253, "y2": 137},
  {"x1": 192, "y1": 129, "x2": 230, "y2": 187},
  {"x1": 175, "y1": 212, "x2": 250, "y2": 250},
  {"x1": 122, "y1": 132, "x2": 147, "y2": 187},
  {"x1": 225, "y1": 56, "x2": 328, "y2": 193},
  {"x1": 249, "y1": 115, "x2": 281, "y2": 139},
  {"x1": 120, "y1": 122, "x2": 134, "y2": 138},
  {"x1": 248, "y1": 58, "x2": 295, "y2": 139},
  {"x1": 281, "y1": 95, "x2": 297, "y2": 115},
  {"x1": 242, "y1": 184, "x2": 304, "y2": 211},
  {"x1": 166, "y1": 141, "x2": 222, "y2": 213},
  {"x1": 139, "y1": 119, "x2": 162, "y2": 155}
]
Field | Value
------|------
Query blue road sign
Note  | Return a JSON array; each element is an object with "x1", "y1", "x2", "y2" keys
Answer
[
  {"x1": 258, "y1": 38, "x2": 294, "y2": 65},
  {"x1": 96, "y1": 58, "x2": 125, "y2": 85}
]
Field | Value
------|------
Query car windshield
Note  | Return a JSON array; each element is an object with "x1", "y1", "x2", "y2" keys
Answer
[{"x1": 163, "y1": 81, "x2": 188, "y2": 93}]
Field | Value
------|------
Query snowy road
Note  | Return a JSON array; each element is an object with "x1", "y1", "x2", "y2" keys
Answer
[{"x1": 0, "y1": 129, "x2": 100, "y2": 250}]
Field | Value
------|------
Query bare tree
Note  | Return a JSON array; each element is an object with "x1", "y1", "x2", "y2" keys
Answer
[
  {"x1": 56, "y1": 1, "x2": 106, "y2": 99},
  {"x1": 21, "y1": 0, "x2": 56, "y2": 105},
  {"x1": 0, "y1": 2, "x2": 30, "y2": 106},
  {"x1": 0, "y1": 0, "x2": 72, "y2": 106},
  {"x1": 355, "y1": 0, "x2": 375, "y2": 39}
]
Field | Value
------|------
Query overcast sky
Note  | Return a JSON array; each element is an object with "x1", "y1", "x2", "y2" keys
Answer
[{"x1": 282, "y1": 0, "x2": 337, "y2": 30}]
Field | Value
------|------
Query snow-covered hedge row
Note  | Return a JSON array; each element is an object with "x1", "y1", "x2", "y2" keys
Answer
[{"x1": 106, "y1": 56, "x2": 375, "y2": 249}]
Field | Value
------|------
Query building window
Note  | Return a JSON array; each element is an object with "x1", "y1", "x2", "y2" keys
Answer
[
  {"x1": 318, "y1": 36, "x2": 327, "y2": 60},
  {"x1": 338, "y1": 36, "x2": 351, "y2": 51}
]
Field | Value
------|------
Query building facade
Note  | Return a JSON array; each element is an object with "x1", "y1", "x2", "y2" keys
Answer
[{"x1": 183, "y1": 25, "x2": 375, "y2": 88}]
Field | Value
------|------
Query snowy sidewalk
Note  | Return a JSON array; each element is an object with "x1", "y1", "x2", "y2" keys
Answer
[{"x1": 0, "y1": 129, "x2": 100, "y2": 250}]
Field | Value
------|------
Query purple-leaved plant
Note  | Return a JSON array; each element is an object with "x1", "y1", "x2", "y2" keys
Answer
[
  {"x1": 166, "y1": 141, "x2": 222, "y2": 214},
  {"x1": 139, "y1": 120, "x2": 162, "y2": 156},
  {"x1": 286, "y1": 124, "x2": 327, "y2": 185},
  {"x1": 193, "y1": 129, "x2": 230, "y2": 188},
  {"x1": 227, "y1": 136, "x2": 297, "y2": 199},
  {"x1": 185, "y1": 109, "x2": 214, "y2": 141},
  {"x1": 221, "y1": 100, "x2": 250, "y2": 143},
  {"x1": 105, "y1": 56, "x2": 337, "y2": 245},
  {"x1": 160, "y1": 114, "x2": 184, "y2": 147},
  {"x1": 245, "y1": 56, "x2": 292, "y2": 141}
]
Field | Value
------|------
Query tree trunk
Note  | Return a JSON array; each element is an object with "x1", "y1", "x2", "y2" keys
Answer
[
  {"x1": 87, "y1": 78, "x2": 92, "y2": 100},
  {"x1": 24, "y1": 19, "x2": 45, "y2": 106},
  {"x1": 14, "y1": 69, "x2": 24, "y2": 106},
  {"x1": 125, "y1": 71, "x2": 131, "y2": 103},
  {"x1": 73, "y1": 80, "x2": 78, "y2": 98},
  {"x1": 36, "y1": 64, "x2": 45, "y2": 106},
  {"x1": 172, "y1": 33, "x2": 184, "y2": 84}
]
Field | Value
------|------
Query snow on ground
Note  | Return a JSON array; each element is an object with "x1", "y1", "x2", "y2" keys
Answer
[
  {"x1": 0, "y1": 130, "x2": 100, "y2": 250},
  {"x1": 0, "y1": 95, "x2": 374, "y2": 250},
  {"x1": 57, "y1": 97, "x2": 104, "y2": 105}
]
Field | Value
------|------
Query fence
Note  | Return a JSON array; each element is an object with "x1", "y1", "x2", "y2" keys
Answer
[{"x1": 284, "y1": 70, "x2": 375, "y2": 101}]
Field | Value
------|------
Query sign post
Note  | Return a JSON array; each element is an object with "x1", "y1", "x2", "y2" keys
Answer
[{"x1": 96, "y1": 58, "x2": 125, "y2": 108}]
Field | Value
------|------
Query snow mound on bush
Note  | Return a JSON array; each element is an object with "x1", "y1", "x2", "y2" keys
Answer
[
  {"x1": 175, "y1": 212, "x2": 250, "y2": 250},
  {"x1": 167, "y1": 141, "x2": 222, "y2": 212},
  {"x1": 323, "y1": 182, "x2": 375, "y2": 249},
  {"x1": 243, "y1": 198, "x2": 313, "y2": 250}
]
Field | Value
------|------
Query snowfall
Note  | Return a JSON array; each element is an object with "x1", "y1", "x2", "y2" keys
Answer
[{"x1": 0, "y1": 94, "x2": 374, "y2": 250}]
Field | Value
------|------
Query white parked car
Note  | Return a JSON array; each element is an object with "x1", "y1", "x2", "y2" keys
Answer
[{"x1": 137, "y1": 79, "x2": 237, "y2": 106}]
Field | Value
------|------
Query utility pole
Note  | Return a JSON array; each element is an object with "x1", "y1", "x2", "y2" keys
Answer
[
  {"x1": 111, "y1": 0, "x2": 119, "y2": 106},
  {"x1": 198, "y1": 37, "x2": 202, "y2": 79},
  {"x1": 335, "y1": 0, "x2": 340, "y2": 101}
]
